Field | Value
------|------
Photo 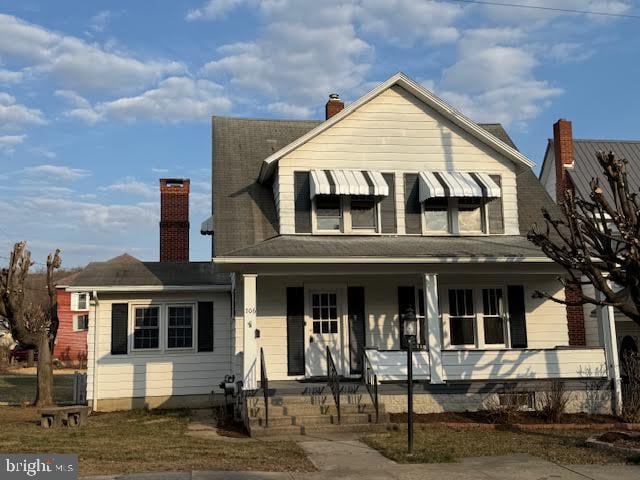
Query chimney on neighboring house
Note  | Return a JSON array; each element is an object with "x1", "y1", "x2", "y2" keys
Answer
[
  {"x1": 159, "y1": 178, "x2": 190, "y2": 262},
  {"x1": 552, "y1": 118, "x2": 586, "y2": 346},
  {"x1": 325, "y1": 93, "x2": 344, "y2": 120}
]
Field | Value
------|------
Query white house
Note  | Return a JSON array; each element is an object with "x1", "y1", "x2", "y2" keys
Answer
[{"x1": 71, "y1": 73, "x2": 617, "y2": 433}]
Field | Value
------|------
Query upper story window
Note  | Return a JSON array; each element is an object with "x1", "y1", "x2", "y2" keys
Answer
[
  {"x1": 71, "y1": 292, "x2": 89, "y2": 311},
  {"x1": 316, "y1": 195, "x2": 342, "y2": 231}
]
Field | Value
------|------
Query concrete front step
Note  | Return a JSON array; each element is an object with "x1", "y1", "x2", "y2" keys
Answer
[
  {"x1": 282, "y1": 403, "x2": 383, "y2": 416},
  {"x1": 249, "y1": 421, "x2": 392, "y2": 438}
]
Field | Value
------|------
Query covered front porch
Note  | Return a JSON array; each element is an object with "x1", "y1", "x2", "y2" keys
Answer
[{"x1": 234, "y1": 262, "x2": 612, "y2": 397}]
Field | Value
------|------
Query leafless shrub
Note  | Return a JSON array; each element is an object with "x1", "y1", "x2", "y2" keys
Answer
[
  {"x1": 485, "y1": 383, "x2": 530, "y2": 424},
  {"x1": 621, "y1": 352, "x2": 640, "y2": 423},
  {"x1": 578, "y1": 364, "x2": 610, "y2": 414},
  {"x1": 539, "y1": 380, "x2": 571, "y2": 423}
]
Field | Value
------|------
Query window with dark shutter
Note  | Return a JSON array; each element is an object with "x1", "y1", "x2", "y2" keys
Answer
[
  {"x1": 488, "y1": 175, "x2": 504, "y2": 234},
  {"x1": 404, "y1": 174, "x2": 421, "y2": 234},
  {"x1": 507, "y1": 285, "x2": 528, "y2": 348},
  {"x1": 286, "y1": 287, "x2": 305, "y2": 375},
  {"x1": 111, "y1": 303, "x2": 128, "y2": 355},
  {"x1": 294, "y1": 171, "x2": 311, "y2": 233},
  {"x1": 197, "y1": 301, "x2": 214, "y2": 352},
  {"x1": 380, "y1": 173, "x2": 396, "y2": 233}
]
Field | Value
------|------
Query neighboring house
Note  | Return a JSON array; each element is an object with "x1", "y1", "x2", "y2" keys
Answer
[
  {"x1": 73, "y1": 73, "x2": 617, "y2": 421},
  {"x1": 54, "y1": 272, "x2": 90, "y2": 367},
  {"x1": 0, "y1": 315, "x2": 14, "y2": 349},
  {"x1": 539, "y1": 120, "x2": 640, "y2": 364}
]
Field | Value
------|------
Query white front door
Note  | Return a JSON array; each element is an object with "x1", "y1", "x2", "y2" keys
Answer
[{"x1": 306, "y1": 291, "x2": 342, "y2": 377}]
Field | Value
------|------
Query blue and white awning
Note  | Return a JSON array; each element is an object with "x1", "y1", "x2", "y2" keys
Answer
[
  {"x1": 419, "y1": 171, "x2": 501, "y2": 202},
  {"x1": 310, "y1": 169, "x2": 389, "y2": 198}
]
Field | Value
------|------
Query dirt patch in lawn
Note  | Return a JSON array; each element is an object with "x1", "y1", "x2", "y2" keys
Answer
[
  {"x1": 0, "y1": 406, "x2": 314, "y2": 476},
  {"x1": 364, "y1": 425, "x2": 635, "y2": 464},
  {"x1": 390, "y1": 411, "x2": 618, "y2": 425}
]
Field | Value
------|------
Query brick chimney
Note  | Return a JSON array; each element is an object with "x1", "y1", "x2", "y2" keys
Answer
[
  {"x1": 325, "y1": 93, "x2": 344, "y2": 120},
  {"x1": 552, "y1": 119, "x2": 586, "y2": 346},
  {"x1": 160, "y1": 178, "x2": 190, "y2": 262}
]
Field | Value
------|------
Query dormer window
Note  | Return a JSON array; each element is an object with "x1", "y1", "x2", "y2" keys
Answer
[
  {"x1": 316, "y1": 195, "x2": 342, "y2": 231},
  {"x1": 350, "y1": 195, "x2": 377, "y2": 231}
]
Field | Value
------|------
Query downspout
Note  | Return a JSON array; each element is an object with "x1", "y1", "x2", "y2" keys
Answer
[{"x1": 91, "y1": 290, "x2": 99, "y2": 411}]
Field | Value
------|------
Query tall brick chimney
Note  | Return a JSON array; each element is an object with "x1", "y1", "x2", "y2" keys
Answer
[
  {"x1": 552, "y1": 119, "x2": 586, "y2": 346},
  {"x1": 325, "y1": 93, "x2": 344, "y2": 120},
  {"x1": 160, "y1": 178, "x2": 190, "y2": 262}
]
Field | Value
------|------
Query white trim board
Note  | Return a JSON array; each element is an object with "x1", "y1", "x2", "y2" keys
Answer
[
  {"x1": 258, "y1": 72, "x2": 534, "y2": 183},
  {"x1": 66, "y1": 285, "x2": 231, "y2": 293}
]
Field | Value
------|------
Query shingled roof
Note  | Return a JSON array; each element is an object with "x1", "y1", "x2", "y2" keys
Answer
[{"x1": 212, "y1": 117, "x2": 558, "y2": 258}]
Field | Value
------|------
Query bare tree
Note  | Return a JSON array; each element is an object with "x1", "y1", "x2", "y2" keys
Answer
[
  {"x1": 528, "y1": 151, "x2": 640, "y2": 326},
  {"x1": 0, "y1": 242, "x2": 61, "y2": 406}
]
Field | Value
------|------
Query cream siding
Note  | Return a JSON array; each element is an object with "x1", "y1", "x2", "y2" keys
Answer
[
  {"x1": 277, "y1": 85, "x2": 520, "y2": 235},
  {"x1": 250, "y1": 273, "x2": 570, "y2": 381},
  {"x1": 87, "y1": 291, "x2": 232, "y2": 406}
]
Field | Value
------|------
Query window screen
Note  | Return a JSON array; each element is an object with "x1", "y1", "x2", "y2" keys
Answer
[
  {"x1": 482, "y1": 288, "x2": 505, "y2": 345},
  {"x1": 316, "y1": 195, "x2": 341, "y2": 231},
  {"x1": 351, "y1": 196, "x2": 377, "y2": 230},
  {"x1": 424, "y1": 198, "x2": 449, "y2": 232},
  {"x1": 449, "y1": 289, "x2": 475, "y2": 345},
  {"x1": 458, "y1": 198, "x2": 484, "y2": 232}
]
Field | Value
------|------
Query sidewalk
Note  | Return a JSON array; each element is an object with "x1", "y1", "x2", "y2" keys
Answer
[{"x1": 83, "y1": 438, "x2": 640, "y2": 480}]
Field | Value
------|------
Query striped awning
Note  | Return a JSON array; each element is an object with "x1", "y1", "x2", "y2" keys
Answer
[
  {"x1": 419, "y1": 171, "x2": 501, "y2": 201},
  {"x1": 310, "y1": 169, "x2": 389, "y2": 198}
]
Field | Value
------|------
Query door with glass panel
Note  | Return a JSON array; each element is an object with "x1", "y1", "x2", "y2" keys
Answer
[{"x1": 306, "y1": 292, "x2": 341, "y2": 377}]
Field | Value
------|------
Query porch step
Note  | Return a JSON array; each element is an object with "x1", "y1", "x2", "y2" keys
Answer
[
  {"x1": 249, "y1": 421, "x2": 392, "y2": 438},
  {"x1": 283, "y1": 402, "x2": 384, "y2": 416}
]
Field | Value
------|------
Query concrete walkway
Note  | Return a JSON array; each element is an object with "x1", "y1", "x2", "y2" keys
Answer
[{"x1": 83, "y1": 438, "x2": 640, "y2": 480}]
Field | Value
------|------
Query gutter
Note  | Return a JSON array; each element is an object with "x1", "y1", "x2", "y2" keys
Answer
[
  {"x1": 66, "y1": 284, "x2": 231, "y2": 293},
  {"x1": 213, "y1": 256, "x2": 555, "y2": 265}
]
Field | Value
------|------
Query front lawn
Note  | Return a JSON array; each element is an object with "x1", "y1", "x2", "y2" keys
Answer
[
  {"x1": 0, "y1": 407, "x2": 314, "y2": 476},
  {"x1": 0, "y1": 372, "x2": 75, "y2": 405},
  {"x1": 364, "y1": 425, "x2": 636, "y2": 464}
]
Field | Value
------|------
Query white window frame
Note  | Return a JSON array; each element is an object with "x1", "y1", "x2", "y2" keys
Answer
[
  {"x1": 443, "y1": 285, "x2": 512, "y2": 350},
  {"x1": 71, "y1": 292, "x2": 89, "y2": 311},
  {"x1": 166, "y1": 303, "x2": 196, "y2": 351},
  {"x1": 421, "y1": 198, "x2": 488, "y2": 236},
  {"x1": 73, "y1": 314, "x2": 89, "y2": 332},
  {"x1": 312, "y1": 195, "x2": 382, "y2": 234},
  {"x1": 131, "y1": 304, "x2": 162, "y2": 352},
  {"x1": 312, "y1": 195, "x2": 344, "y2": 234}
]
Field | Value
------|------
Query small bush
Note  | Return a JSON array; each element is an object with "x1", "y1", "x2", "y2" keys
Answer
[
  {"x1": 485, "y1": 383, "x2": 530, "y2": 424},
  {"x1": 621, "y1": 352, "x2": 640, "y2": 423},
  {"x1": 539, "y1": 380, "x2": 571, "y2": 423}
]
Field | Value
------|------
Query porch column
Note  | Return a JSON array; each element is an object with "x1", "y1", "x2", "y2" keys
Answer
[
  {"x1": 597, "y1": 292, "x2": 622, "y2": 415},
  {"x1": 424, "y1": 273, "x2": 444, "y2": 383},
  {"x1": 243, "y1": 274, "x2": 258, "y2": 390}
]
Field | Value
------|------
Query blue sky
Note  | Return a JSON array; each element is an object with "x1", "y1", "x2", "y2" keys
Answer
[{"x1": 1, "y1": 1, "x2": 639, "y2": 268}]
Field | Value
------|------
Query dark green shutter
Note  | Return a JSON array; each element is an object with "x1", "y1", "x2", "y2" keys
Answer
[
  {"x1": 197, "y1": 301, "x2": 214, "y2": 352},
  {"x1": 380, "y1": 173, "x2": 396, "y2": 233},
  {"x1": 404, "y1": 174, "x2": 421, "y2": 234},
  {"x1": 398, "y1": 286, "x2": 416, "y2": 349},
  {"x1": 348, "y1": 287, "x2": 366, "y2": 374},
  {"x1": 111, "y1": 303, "x2": 128, "y2": 355},
  {"x1": 294, "y1": 172, "x2": 311, "y2": 233},
  {"x1": 507, "y1": 285, "x2": 528, "y2": 348},
  {"x1": 286, "y1": 287, "x2": 305, "y2": 375},
  {"x1": 488, "y1": 175, "x2": 504, "y2": 234}
]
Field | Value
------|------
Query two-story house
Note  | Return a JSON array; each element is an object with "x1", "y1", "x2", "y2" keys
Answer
[{"x1": 69, "y1": 73, "x2": 617, "y2": 433}]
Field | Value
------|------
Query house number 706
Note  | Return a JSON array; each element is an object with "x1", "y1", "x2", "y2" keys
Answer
[{"x1": 245, "y1": 307, "x2": 256, "y2": 315}]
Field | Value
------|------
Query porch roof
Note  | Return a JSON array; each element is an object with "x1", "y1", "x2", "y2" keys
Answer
[{"x1": 216, "y1": 234, "x2": 547, "y2": 261}]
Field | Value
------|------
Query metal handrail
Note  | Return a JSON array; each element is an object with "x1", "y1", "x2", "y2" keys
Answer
[
  {"x1": 362, "y1": 350, "x2": 379, "y2": 423},
  {"x1": 326, "y1": 346, "x2": 341, "y2": 423},
  {"x1": 260, "y1": 347, "x2": 269, "y2": 428}
]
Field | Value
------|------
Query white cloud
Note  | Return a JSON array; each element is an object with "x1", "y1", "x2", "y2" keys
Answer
[
  {"x1": 24, "y1": 164, "x2": 90, "y2": 180},
  {"x1": 0, "y1": 93, "x2": 46, "y2": 128},
  {"x1": 99, "y1": 177, "x2": 156, "y2": 199},
  {"x1": 266, "y1": 102, "x2": 314, "y2": 119},
  {"x1": 89, "y1": 10, "x2": 112, "y2": 33},
  {"x1": 0, "y1": 68, "x2": 22, "y2": 84},
  {"x1": 66, "y1": 77, "x2": 232, "y2": 123},
  {"x1": 151, "y1": 167, "x2": 169, "y2": 174},
  {"x1": 0, "y1": 13, "x2": 184, "y2": 94},
  {"x1": 55, "y1": 89, "x2": 91, "y2": 109},
  {"x1": 0, "y1": 134, "x2": 26, "y2": 154},
  {"x1": 186, "y1": 0, "x2": 246, "y2": 21},
  {"x1": 546, "y1": 42, "x2": 594, "y2": 63}
]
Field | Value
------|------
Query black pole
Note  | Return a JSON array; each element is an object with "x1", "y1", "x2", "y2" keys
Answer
[{"x1": 407, "y1": 338, "x2": 413, "y2": 454}]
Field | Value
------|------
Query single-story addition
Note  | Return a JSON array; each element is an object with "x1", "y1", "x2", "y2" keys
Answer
[{"x1": 72, "y1": 73, "x2": 620, "y2": 429}]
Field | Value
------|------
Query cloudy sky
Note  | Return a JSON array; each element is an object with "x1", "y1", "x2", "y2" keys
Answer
[{"x1": 1, "y1": 1, "x2": 639, "y2": 268}]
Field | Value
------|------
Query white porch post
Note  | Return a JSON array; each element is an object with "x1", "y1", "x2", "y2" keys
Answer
[
  {"x1": 597, "y1": 292, "x2": 622, "y2": 415},
  {"x1": 424, "y1": 273, "x2": 444, "y2": 383},
  {"x1": 243, "y1": 274, "x2": 258, "y2": 390}
]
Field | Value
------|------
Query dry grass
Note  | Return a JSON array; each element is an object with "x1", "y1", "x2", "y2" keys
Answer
[
  {"x1": 0, "y1": 407, "x2": 314, "y2": 476},
  {"x1": 0, "y1": 372, "x2": 74, "y2": 405},
  {"x1": 364, "y1": 425, "x2": 636, "y2": 464}
]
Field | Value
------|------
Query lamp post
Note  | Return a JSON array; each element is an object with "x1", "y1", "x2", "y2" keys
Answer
[{"x1": 402, "y1": 306, "x2": 418, "y2": 454}]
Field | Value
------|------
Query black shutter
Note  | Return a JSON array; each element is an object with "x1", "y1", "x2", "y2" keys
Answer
[
  {"x1": 197, "y1": 301, "x2": 214, "y2": 352},
  {"x1": 380, "y1": 173, "x2": 396, "y2": 233},
  {"x1": 294, "y1": 171, "x2": 311, "y2": 233},
  {"x1": 404, "y1": 173, "x2": 421, "y2": 234},
  {"x1": 111, "y1": 303, "x2": 128, "y2": 355},
  {"x1": 286, "y1": 287, "x2": 305, "y2": 375},
  {"x1": 348, "y1": 287, "x2": 366, "y2": 374},
  {"x1": 507, "y1": 285, "x2": 528, "y2": 348},
  {"x1": 398, "y1": 286, "x2": 416, "y2": 349},
  {"x1": 488, "y1": 175, "x2": 504, "y2": 234}
]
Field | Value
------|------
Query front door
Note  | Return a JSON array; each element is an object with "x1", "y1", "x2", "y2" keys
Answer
[{"x1": 306, "y1": 291, "x2": 341, "y2": 377}]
